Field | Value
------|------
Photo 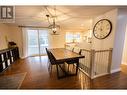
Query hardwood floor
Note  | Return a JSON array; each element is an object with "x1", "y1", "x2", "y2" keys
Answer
[
  {"x1": 92, "y1": 65, "x2": 127, "y2": 89},
  {"x1": 0, "y1": 56, "x2": 127, "y2": 89}
]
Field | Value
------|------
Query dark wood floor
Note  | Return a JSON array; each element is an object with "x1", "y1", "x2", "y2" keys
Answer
[{"x1": 0, "y1": 56, "x2": 127, "y2": 89}]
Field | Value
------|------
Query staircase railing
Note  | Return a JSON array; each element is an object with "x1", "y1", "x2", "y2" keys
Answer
[
  {"x1": 80, "y1": 48, "x2": 113, "y2": 79},
  {"x1": 65, "y1": 44, "x2": 113, "y2": 79}
]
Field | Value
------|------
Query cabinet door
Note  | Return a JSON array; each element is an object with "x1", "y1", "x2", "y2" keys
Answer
[
  {"x1": 7, "y1": 51, "x2": 12, "y2": 64},
  {"x1": 3, "y1": 53, "x2": 8, "y2": 68},
  {"x1": 0, "y1": 54, "x2": 3, "y2": 72}
]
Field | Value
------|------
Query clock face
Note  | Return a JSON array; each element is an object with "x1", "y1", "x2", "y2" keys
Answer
[{"x1": 93, "y1": 19, "x2": 112, "y2": 39}]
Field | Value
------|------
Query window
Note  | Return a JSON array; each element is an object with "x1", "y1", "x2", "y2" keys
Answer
[
  {"x1": 66, "y1": 32, "x2": 74, "y2": 43},
  {"x1": 66, "y1": 32, "x2": 81, "y2": 43},
  {"x1": 27, "y1": 29, "x2": 49, "y2": 56},
  {"x1": 74, "y1": 33, "x2": 81, "y2": 42}
]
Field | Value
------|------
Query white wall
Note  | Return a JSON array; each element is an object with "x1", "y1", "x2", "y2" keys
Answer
[
  {"x1": 122, "y1": 25, "x2": 127, "y2": 65},
  {"x1": 112, "y1": 8, "x2": 127, "y2": 72},
  {"x1": 77, "y1": 42, "x2": 91, "y2": 50},
  {"x1": 9, "y1": 25, "x2": 23, "y2": 57},
  {"x1": 0, "y1": 24, "x2": 23, "y2": 57},
  {"x1": 77, "y1": 30, "x2": 92, "y2": 50},
  {"x1": 48, "y1": 30, "x2": 65, "y2": 48},
  {"x1": 0, "y1": 24, "x2": 13, "y2": 50},
  {"x1": 0, "y1": 24, "x2": 23, "y2": 58},
  {"x1": 92, "y1": 9, "x2": 118, "y2": 50}
]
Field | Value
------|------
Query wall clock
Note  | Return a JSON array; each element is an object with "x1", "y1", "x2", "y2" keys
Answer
[{"x1": 93, "y1": 19, "x2": 112, "y2": 39}]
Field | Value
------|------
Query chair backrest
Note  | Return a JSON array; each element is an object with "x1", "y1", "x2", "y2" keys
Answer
[
  {"x1": 45, "y1": 48, "x2": 48, "y2": 52},
  {"x1": 48, "y1": 52, "x2": 56, "y2": 65},
  {"x1": 45, "y1": 48, "x2": 56, "y2": 65},
  {"x1": 73, "y1": 47, "x2": 81, "y2": 54},
  {"x1": 66, "y1": 46, "x2": 74, "y2": 51},
  {"x1": 46, "y1": 48, "x2": 50, "y2": 58}
]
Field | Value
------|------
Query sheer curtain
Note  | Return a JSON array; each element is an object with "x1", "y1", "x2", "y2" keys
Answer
[
  {"x1": 21, "y1": 27, "x2": 49, "y2": 58},
  {"x1": 22, "y1": 27, "x2": 28, "y2": 58},
  {"x1": 38, "y1": 29, "x2": 49, "y2": 55}
]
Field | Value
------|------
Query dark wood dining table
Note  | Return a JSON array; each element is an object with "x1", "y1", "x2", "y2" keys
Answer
[{"x1": 48, "y1": 48, "x2": 84, "y2": 78}]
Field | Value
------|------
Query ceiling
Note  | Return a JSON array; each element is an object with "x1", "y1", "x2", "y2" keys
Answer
[{"x1": 13, "y1": 6, "x2": 117, "y2": 31}]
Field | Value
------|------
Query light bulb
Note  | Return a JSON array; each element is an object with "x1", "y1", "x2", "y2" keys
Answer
[{"x1": 52, "y1": 27, "x2": 57, "y2": 31}]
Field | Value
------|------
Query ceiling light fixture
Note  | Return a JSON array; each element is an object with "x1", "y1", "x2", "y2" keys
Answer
[{"x1": 45, "y1": 6, "x2": 60, "y2": 35}]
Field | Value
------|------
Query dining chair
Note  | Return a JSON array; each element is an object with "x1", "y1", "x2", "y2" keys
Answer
[
  {"x1": 46, "y1": 48, "x2": 55, "y2": 71},
  {"x1": 45, "y1": 48, "x2": 65, "y2": 78},
  {"x1": 66, "y1": 46, "x2": 74, "y2": 51},
  {"x1": 73, "y1": 47, "x2": 81, "y2": 54},
  {"x1": 65, "y1": 47, "x2": 82, "y2": 74},
  {"x1": 46, "y1": 48, "x2": 50, "y2": 66}
]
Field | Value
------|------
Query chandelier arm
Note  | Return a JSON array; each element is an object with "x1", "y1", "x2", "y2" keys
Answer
[
  {"x1": 45, "y1": 6, "x2": 60, "y2": 35},
  {"x1": 54, "y1": 6, "x2": 56, "y2": 17},
  {"x1": 47, "y1": 16, "x2": 52, "y2": 25},
  {"x1": 45, "y1": 6, "x2": 53, "y2": 17},
  {"x1": 53, "y1": 18, "x2": 55, "y2": 26}
]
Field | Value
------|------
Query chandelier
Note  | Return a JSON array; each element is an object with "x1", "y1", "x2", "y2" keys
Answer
[{"x1": 45, "y1": 7, "x2": 60, "y2": 35}]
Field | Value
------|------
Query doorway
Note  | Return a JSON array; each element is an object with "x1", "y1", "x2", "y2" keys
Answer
[{"x1": 27, "y1": 29, "x2": 48, "y2": 56}]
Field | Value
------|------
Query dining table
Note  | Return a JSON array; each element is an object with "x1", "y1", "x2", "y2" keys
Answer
[{"x1": 48, "y1": 48, "x2": 85, "y2": 79}]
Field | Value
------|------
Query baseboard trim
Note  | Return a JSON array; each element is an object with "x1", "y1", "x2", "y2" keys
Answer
[
  {"x1": 20, "y1": 57, "x2": 27, "y2": 59},
  {"x1": 92, "y1": 73, "x2": 109, "y2": 79},
  {"x1": 111, "y1": 68, "x2": 121, "y2": 74}
]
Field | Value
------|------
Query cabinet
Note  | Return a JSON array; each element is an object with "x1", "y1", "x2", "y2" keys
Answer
[{"x1": 0, "y1": 47, "x2": 19, "y2": 72}]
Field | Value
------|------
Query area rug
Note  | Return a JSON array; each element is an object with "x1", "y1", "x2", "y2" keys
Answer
[{"x1": 0, "y1": 72, "x2": 27, "y2": 89}]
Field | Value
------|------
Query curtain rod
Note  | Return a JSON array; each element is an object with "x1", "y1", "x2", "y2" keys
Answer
[{"x1": 18, "y1": 25, "x2": 48, "y2": 29}]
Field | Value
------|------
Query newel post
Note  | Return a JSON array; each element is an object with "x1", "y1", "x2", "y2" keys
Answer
[
  {"x1": 90, "y1": 49, "x2": 95, "y2": 79},
  {"x1": 108, "y1": 48, "x2": 113, "y2": 73}
]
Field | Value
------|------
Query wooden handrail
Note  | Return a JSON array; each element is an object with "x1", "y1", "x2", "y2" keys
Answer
[
  {"x1": 95, "y1": 49, "x2": 112, "y2": 52},
  {"x1": 81, "y1": 49, "x2": 112, "y2": 53},
  {"x1": 81, "y1": 49, "x2": 91, "y2": 52}
]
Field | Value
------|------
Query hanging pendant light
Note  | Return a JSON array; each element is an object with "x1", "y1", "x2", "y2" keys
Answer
[
  {"x1": 49, "y1": 17, "x2": 60, "y2": 34},
  {"x1": 45, "y1": 6, "x2": 60, "y2": 35}
]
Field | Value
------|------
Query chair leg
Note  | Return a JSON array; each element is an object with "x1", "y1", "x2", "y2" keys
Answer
[
  {"x1": 48, "y1": 63, "x2": 53, "y2": 74},
  {"x1": 76, "y1": 62, "x2": 79, "y2": 75},
  {"x1": 56, "y1": 64, "x2": 60, "y2": 79},
  {"x1": 48, "y1": 63, "x2": 51, "y2": 70}
]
